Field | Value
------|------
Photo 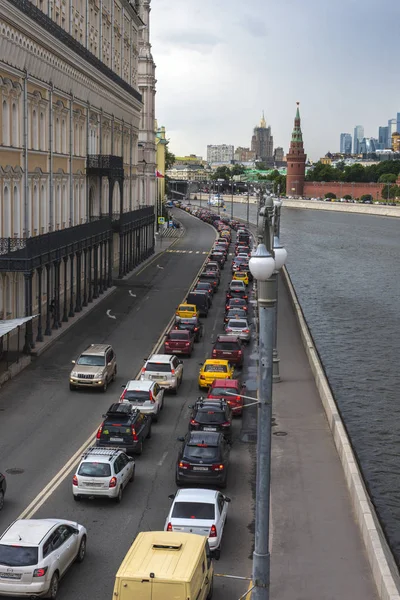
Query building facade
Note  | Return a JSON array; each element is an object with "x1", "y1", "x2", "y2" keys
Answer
[
  {"x1": 166, "y1": 165, "x2": 207, "y2": 181},
  {"x1": 206, "y1": 144, "x2": 234, "y2": 164},
  {"x1": 388, "y1": 118, "x2": 397, "y2": 148},
  {"x1": 353, "y1": 125, "x2": 364, "y2": 154},
  {"x1": 340, "y1": 133, "x2": 352, "y2": 154},
  {"x1": 234, "y1": 147, "x2": 256, "y2": 163},
  {"x1": 378, "y1": 126, "x2": 389, "y2": 149},
  {"x1": 286, "y1": 103, "x2": 306, "y2": 197},
  {"x1": 0, "y1": 0, "x2": 155, "y2": 350},
  {"x1": 155, "y1": 121, "x2": 167, "y2": 218},
  {"x1": 251, "y1": 113, "x2": 273, "y2": 162},
  {"x1": 392, "y1": 132, "x2": 400, "y2": 153}
]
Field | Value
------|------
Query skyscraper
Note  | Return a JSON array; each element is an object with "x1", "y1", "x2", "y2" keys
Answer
[
  {"x1": 388, "y1": 119, "x2": 397, "y2": 145},
  {"x1": 397, "y1": 113, "x2": 400, "y2": 133},
  {"x1": 378, "y1": 126, "x2": 389, "y2": 149},
  {"x1": 286, "y1": 103, "x2": 307, "y2": 197},
  {"x1": 340, "y1": 133, "x2": 352, "y2": 154},
  {"x1": 251, "y1": 112, "x2": 274, "y2": 162},
  {"x1": 353, "y1": 125, "x2": 364, "y2": 154}
]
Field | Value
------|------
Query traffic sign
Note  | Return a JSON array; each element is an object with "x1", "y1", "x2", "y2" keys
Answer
[{"x1": 158, "y1": 217, "x2": 165, "y2": 224}]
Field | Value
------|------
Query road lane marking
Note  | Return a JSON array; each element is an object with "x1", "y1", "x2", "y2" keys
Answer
[
  {"x1": 158, "y1": 451, "x2": 168, "y2": 466},
  {"x1": 135, "y1": 236, "x2": 180, "y2": 276},
  {"x1": 16, "y1": 220, "x2": 219, "y2": 521}
]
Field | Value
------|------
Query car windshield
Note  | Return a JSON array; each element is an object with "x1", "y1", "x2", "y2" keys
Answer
[
  {"x1": 172, "y1": 502, "x2": 215, "y2": 519},
  {"x1": 210, "y1": 387, "x2": 238, "y2": 396},
  {"x1": 226, "y1": 310, "x2": 246, "y2": 319},
  {"x1": 78, "y1": 462, "x2": 112, "y2": 477},
  {"x1": 169, "y1": 332, "x2": 189, "y2": 340},
  {"x1": 179, "y1": 306, "x2": 195, "y2": 312},
  {"x1": 146, "y1": 363, "x2": 171, "y2": 372},
  {"x1": 76, "y1": 355, "x2": 105, "y2": 366},
  {"x1": 229, "y1": 320, "x2": 248, "y2": 328},
  {"x1": 214, "y1": 341, "x2": 240, "y2": 351},
  {"x1": 195, "y1": 409, "x2": 226, "y2": 424},
  {"x1": 184, "y1": 445, "x2": 220, "y2": 461},
  {"x1": 0, "y1": 545, "x2": 38, "y2": 567},
  {"x1": 204, "y1": 364, "x2": 228, "y2": 373},
  {"x1": 230, "y1": 283, "x2": 244, "y2": 289},
  {"x1": 228, "y1": 300, "x2": 246, "y2": 307},
  {"x1": 123, "y1": 390, "x2": 150, "y2": 401}
]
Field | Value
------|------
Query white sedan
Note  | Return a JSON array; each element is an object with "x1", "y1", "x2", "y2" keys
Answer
[
  {"x1": 164, "y1": 488, "x2": 230, "y2": 558},
  {"x1": 0, "y1": 518, "x2": 87, "y2": 598}
]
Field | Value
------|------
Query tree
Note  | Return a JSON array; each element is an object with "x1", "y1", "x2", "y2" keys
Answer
[
  {"x1": 378, "y1": 173, "x2": 397, "y2": 183},
  {"x1": 343, "y1": 194, "x2": 352, "y2": 200},
  {"x1": 325, "y1": 192, "x2": 336, "y2": 199},
  {"x1": 231, "y1": 164, "x2": 246, "y2": 176},
  {"x1": 165, "y1": 148, "x2": 175, "y2": 171},
  {"x1": 255, "y1": 161, "x2": 267, "y2": 170},
  {"x1": 360, "y1": 194, "x2": 372, "y2": 202},
  {"x1": 210, "y1": 166, "x2": 232, "y2": 180},
  {"x1": 381, "y1": 184, "x2": 400, "y2": 199},
  {"x1": 273, "y1": 175, "x2": 286, "y2": 195}
]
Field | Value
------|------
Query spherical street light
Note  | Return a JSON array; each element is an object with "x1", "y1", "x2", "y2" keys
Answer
[
  {"x1": 249, "y1": 243, "x2": 275, "y2": 281},
  {"x1": 273, "y1": 236, "x2": 288, "y2": 271}
]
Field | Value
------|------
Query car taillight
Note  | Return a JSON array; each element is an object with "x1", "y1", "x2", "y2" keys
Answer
[
  {"x1": 244, "y1": 295, "x2": 248, "y2": 299},
  {"x1": 221, "y1": 421, "x2": 231, "y2": 427},
  {"x1": 212, "y1": 350, "x2": 217, "y2": 356},
  {"x1": 167, "y1": 522, "x2": 173, "y2": 531},
  {"x1": 209, "y1": 524, "x2": 217, "y2": 538},
  {"x1": 243, "y1": 329, "x2": 250, "y2": 333},
  {"x1": 179, "y1": 461, "x2": 190, "y2": 469},
  {"x1": 190, "y1": 419, "x2": 199, "y2": 426},
  {"x1": 200, "y1": 374, "x2": 205, "y2": 379},
  {"x1": 131, "y1": 426, "x2": 138, "y2": 441},
  {"x1": 141, "y1": 367, "x2": 146, "y2": 374},
  {"x1": 33, "y1": 567, "x2": 48, "y2": 578},
  {"x1": 96, "y1": 425, "x2": 103, "y2": 439},
  {"x1": 211, "y1": 464, "x2": 224, "y2": 471},
  {"x1": 120, "y1": 390, "x2": 126, "y2": 400},
  {"x1": 171, "y1": 369, "x2": 175, "y2": 375},
  {"x1": 72, "y1": 475, "x2": 78, "y2": 486},
  {"x1": 238, "y1": 350, "x2": 242, "y2": 354},
  {"x1": 226, "y1": 328, "x2": 232, "y2": 332},
  {"x1": 149, "y1": 391, "x2": 155, "y2": 403},
  {"x1": 109, "y1": 476, "x2": 117, "y2": 488}
]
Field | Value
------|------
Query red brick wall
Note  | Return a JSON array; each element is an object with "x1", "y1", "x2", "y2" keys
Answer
[{"x1": 303, "y1": 181, "x2": 384, "y2": 200}]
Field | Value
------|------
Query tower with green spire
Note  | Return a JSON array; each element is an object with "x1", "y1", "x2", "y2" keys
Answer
[{"x1": 286, "y1": 103, "x2": 307, "y2": 197}]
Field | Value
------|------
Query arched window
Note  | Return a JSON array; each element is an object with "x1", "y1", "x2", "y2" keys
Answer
[
  {"x1": 61, "y1": 118, "x2": 67, "y2": 153},
  {"x1": 55, "y1": 117, "x2": 60, "y2": 152},
  {"x1": 62, "y1": 184, "x2": 67, "y2": 226},
  {"x1": 39, "y1": 111, "x2": 45, "y2": 150},
  {"x1": 13, "y1": 184, "x2": 20, "y2": 236},
  {"x1": 2, "y1": 100, "x2": 10, "y2": 145},
  {"x1": 32, "y1": 109, "x2": 39, "y2": 149},
  {"x1": 80, "y1": 124, "x2": 84, "y2": 154},
  {"x1": 80, "y1": 183, "x2": 85, "y2": 221},
  {"x1": 3, "y1": 186, "x2": 11, "y2": 236},
  {"x1": 11, "y1": 102, "x2": 19, "y2": 146},
  {"x1": 56, "y1": 184, "x2": 61, "y2": 228},
  {"x1": 74, "y1": 123, "x2": 79, "y2": 155},
  {"x1": 33, "y1": 185, "x2": 39, "y2": 234},
  {"x1": 40, "y1": 184, "x2": 47, "y2": 233},
  {"x1": 74, "y1": 182, "x2": 79, "y2": 225}
]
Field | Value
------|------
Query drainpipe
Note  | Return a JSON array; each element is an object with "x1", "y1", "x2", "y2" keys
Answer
[
  {"x1": 85, "y1": 0, "x2": 89, "y2": 48},
  {"x1": 23, "y1": 72, "x2": 29, "y2": 238},
  {"x1": 69, "y1": 93, "x2": 73, "y2": 226},
  {"x1": 86, "y1": 102, "x2": 90, "y2": 223},
  {"x1": 111, "y1": 114, "x2": 114, "y2": 155},
  {"x1": 99, "y1": 0, "x2": 103, "y2": 61},
  {"x1": 111, "y1": 0, "x2": 114, "y2": 71},
  {"x1": 69, "y1": 0, "x2": 73, "y2": 35},
  {"x1": 49, "y1": 84, "x2": 54, "y2": 231},
  {"x1": 121, "y1": 8, "x2": 124, "y2": 78},
  {"x1": 129, "y1": 22, "x2": 132, "y2": 86},
  {"x1": 129, "y1": 125, "x2": 132, "y2": 210}
]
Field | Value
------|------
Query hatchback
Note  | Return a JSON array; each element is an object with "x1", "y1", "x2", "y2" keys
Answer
[
  {"x1": 164, "y1": 329, "x2": 194, "y2": 357},
  {"x1": 189, "y1": 399, "x2": 233, "y2": 443},
  {"x1": 225, "y1": 319, "x2": 252, "y2": 343},
  {"x1": 225, "y1": 298, "x2": 248, "y2": 312},
  {"x1": 174, "y1": 317, "x2": 203, "y2": 342},
  {"x1": 96, "y1": 402, "x2": 152, "y2": 455},
  {"x1": 211, "y1": 335, "x2": 244, "y2": 367},
  {"x1": 72, "y1": 447, "x2": 135, "y2": 503},
  {"x1": 120, "y1": 380, "x2": 165, "y2": 421},
  {"x1": 207, "y1": 379, "x2": 246, "y2": 416},
  {"x1": 0, "y1": 519, "x2": 87, "y2": 599},
  {"x1": 165, "y1": 488, "x2": 230, "y2": 558},
  {"x1": 224, "y1": 308, "x2": 247, "y2": 324},
  {"x1": 198, "y1": 272, "x2": 219, "y2": 291},
  {"x1": 194, "y1": 281, "x2": 214, "y2": 300},
  {"x1": 175, "y1": 432, "x2": 230, "y2": 488}
]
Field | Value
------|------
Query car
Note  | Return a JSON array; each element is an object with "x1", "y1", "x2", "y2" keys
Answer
[
  {"x1": 236, "y1": 252, "x2": 250, "y2": 260},
  {"x1": 198, "y1": 271, "x2": 219, "y2": 291},
  {"x1": 72, "y1": 447, "x2": 135, "y2": 503},
  {"x1": 141, "y1": 354, "x2": 184, "y2": 394},
  {"x1": 225, "y1": 318, "x2": 251, "y2": 343},
  {"x1": 174, "y1": 317, "x2": 203, "y2": 342},
  {"x1": 186, "y1": 291, "x2": 210, "y2": 316},
  {"x1": 165, "y1": 488, "x2": 231, "y2": 559},
  {"x1": 207, "y1": 379, "x2": 246, "y2": 416},
  {"x1": 208, "y1": 252, "x2": 225, "y2": 269},
  {"x1": 223, "y1": 307, "x2": 247, "y2": 324},
  {"x1": 175, "y1": 431, "x2": 230, "y2": 489},
  {"x1": 233, "y1": 271, "x2": 249, "y2": 286},
  {"x1": 226, "y1": 282, "x2": 248, "y2": 301},
  {"x1": 176, "y1": 303, "x2": 199, "y2": 319},
  {"x1": 120, "y1": 380, "x2": 165, "y2": 421},
  {"x1": 232, "y1": 257, "x2": 248, "y2": 272},
  {"x1": 225, "y1": 297, "x2": 248, "y2": 313},
  {"x1": 164, "y1": 329, "x2": 195, "y2": 357},
  {"x1": 198, "y1": 359, "x2": 234, "y2": 390},
  {"x1": 235, "y1": 246, "x2": 250, "y2": 256},
  {"x1": 193, "y1": 281, "x2": 214, "y2": 301},
  {"x1": 189, "y1": 399, "x2": 233, "y2": 442},
  {"x1": 0, "y1": 474, "x2": 6, "y2": 511},
  {"x1": 96, "y1": 402, "x2": 152, "y2": 455},
  {"x1": 69, "y1": 344, "x2": 117, "y2": 391},
  {"x1": 211, "y1": 335, "x2": 244, "y2": 367},
  {"x1": 204, "y1": 262, "x2": 221, "y2": 279},
  {"x1": 0, "y1": 518, "x2": 87, "y2": 598}
]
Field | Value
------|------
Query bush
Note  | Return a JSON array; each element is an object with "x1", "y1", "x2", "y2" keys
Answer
[
  {"x1": 325, "y1": 192, "x2": 336, "y2": 199},
  {"x1": 343, "y1": 194, "x2": 352, "y2": 200}
]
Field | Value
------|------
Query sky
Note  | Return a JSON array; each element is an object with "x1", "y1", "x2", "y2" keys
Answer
[{"x1": 151, "y1": 0, "x2": 400, "y2": 161}]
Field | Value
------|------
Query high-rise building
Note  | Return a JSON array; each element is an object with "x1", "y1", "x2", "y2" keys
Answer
[
  {"x1": 234, "y1": 147, "x2": 256, "y2": 162},
  {"x1": 274, "y1": 147, "x2": 285, "y2": 163},
  {"x1": 206, "y1": 145, "x2": 234, "y2": 164},
  {"x1": 340, "y1": 133, "x2": 352, "y2": 154},
  {"x1": 359, "y1": 138, "x2": 376, "y2": 154},
  {"x1": 397, "y1": 113, "x2": 400, "y2": 133},
  {"x1": 251, "y1": 112, "x2": 274, "y2": 162},
  {"x1": 378, "y1": 126, "x2": 389, "y2": 149},
  {"x1": 286, "y1": 103, "x2": 307, "y2": 197},
  {"x1": 388, "y1": 119, "x2": 397, "y2": 146},
  {"x1": 353, "y1": 125, "x2": 364, "y2": 154}
]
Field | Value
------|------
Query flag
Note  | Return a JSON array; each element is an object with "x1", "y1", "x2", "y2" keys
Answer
[{"x1": 156, "y1": 170, "x2": 164, "y2": 178}]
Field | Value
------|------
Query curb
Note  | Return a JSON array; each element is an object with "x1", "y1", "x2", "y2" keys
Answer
[{"x1": 282, "y1": 265, "x2": 400, "y2": 600}]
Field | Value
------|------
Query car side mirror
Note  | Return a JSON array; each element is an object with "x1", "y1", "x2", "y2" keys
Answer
[
  {"x1": 168, "y1": 494, "x2": 175, "y2": 500},
  {"x1": 102, "y1": 414, "x2": 107, "y2": 418},
  {"x1": 198, "y1": 396, "x2": 204, "y2": 401},
  {"x1": 121, "y1": 384, "x2": 125, "y2": 388},
  {"x1": 177, "y1": 436, "x2": 185, "y2": 442},
  {"x1": 129, "y1": 457, "x2": 135, "y2": 462},
  {"x1": 224, "y1": 496, "x2": 231, "y2": 503},
  {"x1": 72, "y1": 528, "x2": 79, "y2": 535},
  {"x1": 71, "y1": 360, "x2": 76, "y2": 364}
]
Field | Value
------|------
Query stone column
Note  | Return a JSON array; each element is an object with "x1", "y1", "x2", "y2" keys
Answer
[
  {"x1": 36, "y1": 267, "x2": 44, "y2": 342},
  {"x1": 62, "y1": 256, "x2": 69, "y2": 322}
]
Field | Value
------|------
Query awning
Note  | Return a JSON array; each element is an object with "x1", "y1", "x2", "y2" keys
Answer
[{"x1": 0, "y1": 317, "x2": 35, "y2": 339}]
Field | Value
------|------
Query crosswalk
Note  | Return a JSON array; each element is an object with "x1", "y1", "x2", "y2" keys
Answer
[{"x1": 166, "y1": 249, "x2": 235, "y2": 256}]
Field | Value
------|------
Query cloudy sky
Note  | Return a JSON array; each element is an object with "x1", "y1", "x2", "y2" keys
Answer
[{"x1": 151, "y1": 0, "x2": 400, "y2": 161}]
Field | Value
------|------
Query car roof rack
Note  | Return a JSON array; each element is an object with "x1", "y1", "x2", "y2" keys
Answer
[
  {"x1": 105, "y1": 402, "x2": 133, "y2": 416},
  {"x1": 81, "y1": 446, "x2": 124, "y2": 461}
]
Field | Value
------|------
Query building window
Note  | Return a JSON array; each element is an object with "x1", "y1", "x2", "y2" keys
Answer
[
  {"x1": 33, "y1": 185, "x2": 39, "y2": 235},
  {"x1": 11, "y1": 102, "x2": 19, "y2": 146},
  {"x1": 74, "y1": 123, "x2": 79, "y2": 155},
  {"x1": 39, "y1": 111, "x2": 45, "y2": 150},
  {"x1": 62, "y1": 184, "x2": 67, "y2": 227},
  {"x1": 40, "y1": 184, "x2": 47, "y2": 233},
  {"x1": 2, "y1": 99, "x2": 10, "y2": 145},
  {"x1": 3, "y1": 186, "x2": 11, "y2": 237},
  {"x1": 13, "y1": 184, "x2": 21, "y2": 236},
  {"x1": 32, "y1": 109, "x2": 39, "y2": 149},
  {"x1": 62, "y1": 118, "x2": 67, "y2": 153}
]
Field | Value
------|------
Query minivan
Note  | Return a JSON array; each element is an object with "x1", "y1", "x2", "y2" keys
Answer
[
  {"x1": 112, "y1": 531, "x2": 214, "y2": 600},
  {"x1": 186, "y1": 291, "x2": 210, "y2": 317}
]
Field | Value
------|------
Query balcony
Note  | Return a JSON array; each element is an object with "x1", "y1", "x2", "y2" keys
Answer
[{"x1": 87, "y1": 155, "x2": 124, "y2": 179}]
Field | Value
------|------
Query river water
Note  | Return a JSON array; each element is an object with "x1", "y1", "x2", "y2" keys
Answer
[{"x1": 222, "y1": 200, "x2": 400, "y2": 565}]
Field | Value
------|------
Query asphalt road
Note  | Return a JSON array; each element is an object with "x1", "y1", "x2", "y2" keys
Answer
[{"x1": 0, "y1": 209, "x2": 254, "y2": 600}]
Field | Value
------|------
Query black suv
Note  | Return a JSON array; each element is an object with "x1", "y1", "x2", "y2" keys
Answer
[
  {"x1": 96, "y1": 402, "x2": 152, "y2": 455},
  {"x1": 176, "y1": 431, "x2": 230, "y2": 488},
  {"x1": 198, "y1": 271, "x2": 219, "y2": 291},
  {"x1": 174, "y1": 317, "x2": 203, "y2": 342},
  {"x1": 189, "y1": 399, "x2": 233, "y2": 443},
  {"x1": 226, "y1": 282, "x2": 248, "y2": 301}
]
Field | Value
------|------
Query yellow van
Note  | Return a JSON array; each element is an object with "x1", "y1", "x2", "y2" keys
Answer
[{"x1": 112, "y1": 531, "x2": 214, "y2": 600}]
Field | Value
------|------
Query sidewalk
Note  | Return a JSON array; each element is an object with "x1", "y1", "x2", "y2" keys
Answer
[{"x1": 269, "y1": 276, "x2": 379, "y2": 599}]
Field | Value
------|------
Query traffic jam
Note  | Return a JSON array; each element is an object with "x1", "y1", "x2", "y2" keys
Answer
[{"x1": 0, "y1": 206, "x2": 255, "y2": 599}]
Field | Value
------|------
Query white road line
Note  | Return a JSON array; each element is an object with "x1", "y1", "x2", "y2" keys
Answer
[{"x1": 158, "y1": 451, "x2": 168, "y2": 466}]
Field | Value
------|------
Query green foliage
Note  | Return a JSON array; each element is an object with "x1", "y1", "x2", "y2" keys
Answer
[
  {"x1": 255, "y1": 161, "x2": 267, "y2": 170},
  {"x1": 307, "y1": 160, "x2": 400, "y2": 184},
  {"x1": 165, "y1": 148, "x2": 175, "y2": 171},
  {"x1": 210, "y1": 166, "x2": 232, "y2": 180},
  {"x1": 361, "y1": 194, "x2": 372, "y2": 202},
  {"x1": 378, "y1": 173, "x2": 397, "y2": 183},
  {"x1": 343, "y1": 194, "x2": 352, "y2": 200},
  {"x1": 325, "y1": 192, "x2": 337, "y2": 199},
  {"x1": 273, "y1": 175, "x2": 286, "y2": 194},
  {"x1": 231, "y1": 164, "x2": 246, "y2": 176},
  {"x1": 381, "y1": 184, "x2": 400, "y2": 199}
]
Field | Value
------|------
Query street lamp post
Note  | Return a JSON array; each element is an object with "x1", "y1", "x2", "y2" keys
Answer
[
  {"x1": 246, "y1": 183, "x2": 250, "y2": 226},
  {"x1": 249, "y1": 197, "x2": 287, "y2": 600},
  {"x1": 271, "y1": 203, "x2": 287, "y2": 382},
  {"x1": 231, "y1": 180, "x2": 234, "y2": 220}
]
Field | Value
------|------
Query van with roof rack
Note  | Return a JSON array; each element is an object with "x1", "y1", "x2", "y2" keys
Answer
[{"x1": 112, "y1": 531, "x2": 214, "y2": 600}]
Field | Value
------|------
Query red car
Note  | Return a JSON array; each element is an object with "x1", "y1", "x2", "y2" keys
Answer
[
  {"x1": 207, "y1": 379, "x2": 246, "y2": 416},
  {"x1": 211, "y1": 334, "x2": 244, "y2": 367},
  {"x1": 164, "y1": 329, "x2": 194, "y2": 357}
]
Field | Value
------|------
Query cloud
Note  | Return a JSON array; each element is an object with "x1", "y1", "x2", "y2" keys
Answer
[{"x1": 155, "y1": 29, "x2": 223, "y2": 54}]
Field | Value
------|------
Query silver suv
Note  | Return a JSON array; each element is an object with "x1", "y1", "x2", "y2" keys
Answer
[
  {"x1": 120, "y1": 380, "x2": 165, "y2": 421},
  {"x1": 70, "y1": 344, "x2": 117, "y2": 392},
  {"x1": 140, "y1": 354, "x2": 183, "y2": 394}
]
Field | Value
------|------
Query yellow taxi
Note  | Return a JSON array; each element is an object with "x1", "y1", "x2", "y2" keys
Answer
[
  {"x1": 233, "y1": 271, "x2": 249, "y2": 286},
  {"x1": 198, "y1": 359, "x2": 234, "y2": 389},
  {"x1": 176, "y1": 303, "x2": 199, "y2": 319}
]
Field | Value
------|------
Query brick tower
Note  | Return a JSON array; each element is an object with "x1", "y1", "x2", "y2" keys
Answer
[{"x1": 286, "y1": 103, "x2": 307, "y2": 197}]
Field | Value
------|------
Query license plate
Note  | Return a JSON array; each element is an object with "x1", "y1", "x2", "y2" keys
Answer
[
  {"x1": 83, "y1": 481, "x2": 102, "y2": 487},
  {"x1": 0, "y1": 573, "x2": 21, "y2": 580},
  {"x1": 110, "y1": 437, "x2": 123, "y2": 442},
  {"x1": 193, "y1": 466, "x2": 209, "y2": 471},
  {"x1": 203, "y1": 427, "x2": 217, "y2": 431},
  {"x1": 152, "y1": 375, "x2": 166, "y2": 380},
  {"x1": 222, "y1": 352, "x2": 231, "y2": 355}
]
